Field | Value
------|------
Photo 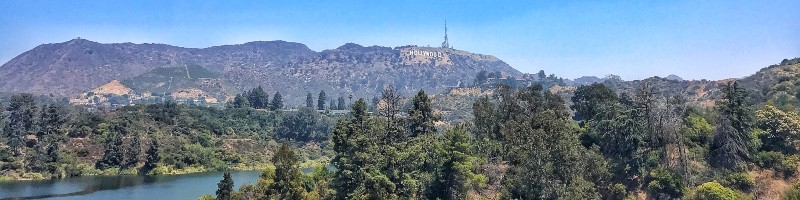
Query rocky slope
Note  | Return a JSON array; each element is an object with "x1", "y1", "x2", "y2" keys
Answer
[{"x1": 0, "y1": 38, "x2": 521, "y2": 105}]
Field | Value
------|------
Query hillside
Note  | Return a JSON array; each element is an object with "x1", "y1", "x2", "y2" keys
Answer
[{"x1": 0, "y1": 39, "x2": 521, "y2": 105}]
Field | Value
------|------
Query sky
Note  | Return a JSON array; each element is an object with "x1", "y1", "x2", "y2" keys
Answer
[{"x1": 0, "y1": 0, "x2": 798, "y2": 80}]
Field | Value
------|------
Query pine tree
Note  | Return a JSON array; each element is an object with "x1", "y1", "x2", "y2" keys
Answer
[
  {"x1": 249, "y1": 86, "x2": 269, "y2": 109},
  {"x1": 306, "y1": 93, "x2": 314, "y2": 108},
  {"x1": 268, "y1": 143, "x2": 306, "y2": 199},
  {"x1": 97, "y1": 130, "x2": 125, "y2": 170},
  {"x1": 710, "y1": 81, "x2": 752, "y2": 170},
  {"x1": 270, "y1": 91, "x2": 283, "y2": 111},
  {"x1": 124, "y1": 133, "x2": 142, "y2": 169},
  {"x1": 216, "y1": 172, "x2": 234, "y2": 200},
  {"x1": 143, "y1": 140, "x2": 160, "y2": 173},
  {"x1": 318, "y1": 90, "x2": 327, "y2": 110},
  {"x1": 408, "y1": 90, "x2": 437, "y2": 137},
  {"x1": 337, "y1": 96, "x2": 346, "y2": 110},
  {"x1": 3, "y1": 93, "x2": 36, "y2": 156}
]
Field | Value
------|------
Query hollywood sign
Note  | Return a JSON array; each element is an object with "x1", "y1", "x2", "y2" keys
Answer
[{"x1": 407, "y1": 50, "x2": 445, "y2": 58}]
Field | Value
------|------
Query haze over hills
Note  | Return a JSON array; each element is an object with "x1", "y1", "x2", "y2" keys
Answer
[{"x1": 0, "y1": 38, "x2": 520, "y2": 104}]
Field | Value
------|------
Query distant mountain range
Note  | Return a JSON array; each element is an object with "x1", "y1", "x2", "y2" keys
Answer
[{"x1": 0, "y1": 38, "x2": 520, "y2": 105}]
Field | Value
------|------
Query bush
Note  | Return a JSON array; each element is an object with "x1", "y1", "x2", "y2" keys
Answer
[
  {"x1": 721, "y1": 172, "x2": 754, "y2": 191},
  {"x1": 694, "y1": 181, "x2": 749, "y2": 200},
  {"x1": 783, "y1": 183, "x2": 800, "y2": 200},
  {"x1": 21, "y1": 172, "x2": 45, "y2": 180},
  {"x1": 755, "y1": 151, "x2": 799, "y2": 177},
  {"x1": 647, "y1": 167, "x2": 686, "y2": 199}
]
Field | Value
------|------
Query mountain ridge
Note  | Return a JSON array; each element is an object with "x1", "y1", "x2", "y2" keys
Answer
[{"x1": 0, "y1": 38, "x2": 521, "y2": 104}]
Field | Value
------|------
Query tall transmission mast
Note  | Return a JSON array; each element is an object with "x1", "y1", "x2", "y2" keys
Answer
[{"x1": 441, "y1": 20, "x2": 450, "y2": 49}]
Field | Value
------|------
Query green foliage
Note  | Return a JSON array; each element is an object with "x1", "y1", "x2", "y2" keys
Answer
[
  {"x1": 437, "y1": 125, "x2": 486, "y2": 199},
  {"x1": 683, "y1": 112, "x2": 714, "y2": 146},
  {"x1": 306, "y1": 93, "x2": 314, "y2": 108},
  {"x1": 216, "y1": 172, "x2": 234, "y2": 200},
  {"x1": 407, "y1": 90, "x2": 437, "y2": 137},
  {"x1": 710, "y1": 81, "x2": 753, "y2": 170},
  {"x1": 318, "y1": 90, "x2": 327, "y2": 110},
  {"x1": 571, "y1": 83, "x2": 619, "y2": 122},
  {"x1": 276, "y1": 107, "x2": 331, "y2": 142},
  {"x1": 755, "y1": 104, "x2": 800, "y2": 153},
  {"x1": 267, "y1": 144, "x2": 306, "y2": 199},
  {"x1": 755, "y1": 151, "x2": 799, "y2": 177},
  {"x1": 496, "y1": 85, "x2": 599, "y2": 199},
  {"x1": 143, "y1": 140, "x2": 160, "y2": 173},
  {"x1": 647, "y1": 167, "x2": 686, "y2": 199},
  {"x1": 720, "y1": 172, "x2": 754, "y2": 191},
  {"x1": 96, "y1": 129, "x2": 124, "y2": 170},
  {"x1": 782, "y1": 182, "x2": 800, "y2": 200},
  {"x1": 270, "y1": 92, "x2": 283, "y2": 111},
  {"x1": 693, "y1": 181, "x2": 749, "y2": 200},
  {"x1": 3, "y1": 93, "x2": 36, "y2": 155}
]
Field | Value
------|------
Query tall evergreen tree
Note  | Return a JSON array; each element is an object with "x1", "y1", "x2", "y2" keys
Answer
[
  {"x1": 97, "y1": 129, "x2": 125, "y2": 170},
  {"x1": 337, "y1": 96, "x2": 346, "y2": 110},
  {"x1": 318, "y1": 90, "x2": 327, "y2": 110},
  {"x1": 709, "y1": 81, "x2": 752, "y2": 170},
  {"x1": 268, "y1": 144, "x2": 306, "y2": 199},
  {"x1": 216, "y1": 172, "x2": 234, "y2": 200},
  {"x1": 124, "y1": 133, "x2": 142, "y2": 169},
  {"x1": 249, "y1": 86, "x2": 269, "y2": 109},
  {"x1": 306, "y1": 92, "x2": 314, "y2": 108},
  {"x1": 3, "y1": 93, "x2": 36, "y2": 156},
  {"x1": 408, "y1": 90, "x2": 437, "y2": 137},
  {"x1": 270, "y1": 91, "x2": 283, "y2": 111},
  {"x1": 143, "y1": 140, "x2": 160, "y2": 173}
]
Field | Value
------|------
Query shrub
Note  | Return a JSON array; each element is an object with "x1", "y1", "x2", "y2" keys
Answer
[
  {"x1": 647, "y1": 167, "x2": 686, "y2": 199},
  {"x1": 783, "y1": 183, "x2": 800, "y2": 200},
  {"x1": 721, "y1": 172, "x2": 754, "y2": 191},
  {"x1": 21, "y1": 172, "x2": 45, "y2": 180},
  {"x1": 755, "y1": 151, "x2": 799, "y2": 177},
  {"x1": 694, "y1": 181, "x2": 749, "y2": 200}
]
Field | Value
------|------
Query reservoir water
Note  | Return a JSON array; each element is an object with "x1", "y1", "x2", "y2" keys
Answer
[{"x1": 0, "y1": 170, "x2": 261, "y2": 200}]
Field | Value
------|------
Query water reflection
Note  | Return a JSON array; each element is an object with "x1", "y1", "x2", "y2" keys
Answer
[{"x1": 0, "y1": 171, "x2": 261, "y2": 200}]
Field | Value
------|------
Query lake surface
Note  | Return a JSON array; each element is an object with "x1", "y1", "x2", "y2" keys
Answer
[{"x1": 0, "y1": 170, "x2": 262, "y2": 200}]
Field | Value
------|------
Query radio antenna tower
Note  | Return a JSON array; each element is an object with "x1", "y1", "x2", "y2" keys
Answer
[{"x1": 441, "y1": 20, "x2": 450, "y2": 49}]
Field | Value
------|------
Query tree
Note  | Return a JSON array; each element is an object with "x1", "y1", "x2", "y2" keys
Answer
[
  {"x1": 232, "y1": 94, "x2": 250, "y2": 108},
  {"x1": 216, "y1": 172, "x2": 234, "y2": 200},
  {"x1": 332, "y1": 99, "x2": 375, "y2": 199},
  {"x1": 306, "y1": 93, "x2": 314, "y2": 108},
  {"x1": 408, "y1": 90, "x2": 437, "y2": 137},
  {"x1": 249, "y1": 86, "x2": 269, "y2": 109},
  {"x1": 495, "y1": 85, "x2": 599, "y2": 199},
  {"x1": 710, "y1": 81, "x2": 752, "y2": 170},
  {"x1": 437, "y1": 125, "x2": 486, "y2": 199},
  {"x1": 537, "y1": 70, "x2": 546, "y2": 80},
  {"x1": 380, "y1": 85, "x2": 403, "y2": 142},
  {"x1": 276, "y1": 107, "x2": 331, "y2": 142},
  {"x1": 124, "y1": 133, "x2": 142, "y2": 169},
  {"x1": 37, "y1": 103, "x2": 66, "y2": 137},
  {"x1": 270, "y1": 92, "x2": 283, "y2": 111},
  {"x1": 755, "y1": 104, "x2": 800, "y2": 153},
  {"x1": 143, "y1": 140, "x2": 160, "y2": 173},
  {"x1": 97, "y1": 128, "x2": 125, "y2": 170},
  {"x1": 318, "y1": 90, "x2": 327, "y2": 110},
  {"x1": 338, "y1": 96, "x2": 346, "y2": 110},
  {"x1": 3, "y1": 93, "x2": 36, "y2": 156},
  {"x1": 571, "y1": 83, "x2": 619, "y2": 122},
  {"x1": 474, "y1": 70, "x2": 488, "y2": 85},
  {"x1": 268, "y1": 144, "x2": 306, "y2": 199}
]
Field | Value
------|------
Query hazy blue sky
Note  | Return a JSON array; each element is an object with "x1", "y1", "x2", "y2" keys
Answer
[{"x1": 1, "y1": 0, "x2": 798, "y2": 80}]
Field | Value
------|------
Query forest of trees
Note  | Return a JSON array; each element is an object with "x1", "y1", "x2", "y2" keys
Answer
[
  {"x1": 209, "y1": 81, "x2": 800, "y2": 200},
  {"x1": 7, "y1": 76, "x2": 800, "y2": 199}
]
